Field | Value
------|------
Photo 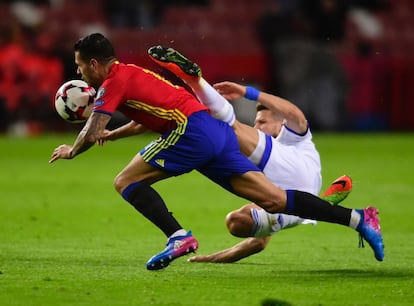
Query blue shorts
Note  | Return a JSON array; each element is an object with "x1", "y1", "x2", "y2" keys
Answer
[{"x1": 140, "y1": 111, "x2": 260, "y2": 192}]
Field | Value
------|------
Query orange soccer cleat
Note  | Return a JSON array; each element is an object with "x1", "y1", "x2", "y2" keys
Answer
[
  {"x1": 148, "y1": 45, "x2": 202, "y2": 82},
  {"x1": 321, "y1": 175, "x2": 353, "y2": 205}
]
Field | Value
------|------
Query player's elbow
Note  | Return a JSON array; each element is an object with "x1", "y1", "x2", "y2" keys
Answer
[
  {"x1": 81, "y1": 127, "x2": 100, "y2": 144},
  {"x1": 85, "y1": 134, "x2": 98, "y2": 144},
  {"x1": 246, "y1": 237, "x2": 268, "y2": 253}
]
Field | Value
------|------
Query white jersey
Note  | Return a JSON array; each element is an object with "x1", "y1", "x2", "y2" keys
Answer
[
  {"x1": 248, "y1": 124, "x2": 322, "y2": 196},
  {"x1": 248, "y1": 124, "x2": 322, "y2": 237}
]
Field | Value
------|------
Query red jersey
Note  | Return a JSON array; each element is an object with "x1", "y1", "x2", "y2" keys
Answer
[{"x1": 93, "y1": 62, "x2": 208, "y2": 133}]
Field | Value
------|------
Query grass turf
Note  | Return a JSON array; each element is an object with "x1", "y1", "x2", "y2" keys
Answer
[{"x1": 0, "y1": 132, "x2": 413, "y2": 306}]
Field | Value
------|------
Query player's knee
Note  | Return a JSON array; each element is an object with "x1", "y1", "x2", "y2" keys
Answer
[
  {"x1": 256, "y1": 190, "x2": 287, "y2": 214},
  {"x1": 225, "y1": 210, "x2": 252, "y2": 238},
  {"x1": 114, "y1": 173, "x2": 129, "y2": 194}
]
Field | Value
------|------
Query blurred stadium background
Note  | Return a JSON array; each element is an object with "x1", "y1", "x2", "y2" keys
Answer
[{"x1": 0, "y1": 0, "x2": 413, "y2": 135}]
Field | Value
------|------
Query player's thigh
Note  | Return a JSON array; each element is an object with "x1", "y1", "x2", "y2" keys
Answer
[
  {"x1": 230, "y1": 171, "x2": 287, "y2": 213},
  {"x1": 114, "y1": 154, "x2": 170, "y2": 192},
  {"x1": 232, "y1": 121, "x2": 260, "y2": 157}
]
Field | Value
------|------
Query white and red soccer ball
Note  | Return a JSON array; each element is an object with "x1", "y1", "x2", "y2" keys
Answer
[{"x1": 54, "y1": 80, "x2": 95, "y2": 123}]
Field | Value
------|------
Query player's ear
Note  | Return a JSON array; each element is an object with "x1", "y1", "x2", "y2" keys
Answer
[{"x1": 90, "y1": 58, "x2": 99, "y2": 70}]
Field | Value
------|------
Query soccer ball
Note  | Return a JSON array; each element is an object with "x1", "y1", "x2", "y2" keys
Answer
[{"x1": 54, "y1": 80, "x2": 96, "y2": 123}]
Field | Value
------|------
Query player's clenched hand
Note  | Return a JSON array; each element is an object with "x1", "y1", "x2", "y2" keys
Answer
[
  {"x1": 96, "y1": 129, "x2": 112, "y2": 146},
  {"x1": 49, "y1": 144, "x2": 73, "y2": 163}
]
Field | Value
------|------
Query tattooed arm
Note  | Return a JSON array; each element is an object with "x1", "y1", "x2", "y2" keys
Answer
[{"x1": 49, "y1": 112, "x2": 111, "y2": 163}]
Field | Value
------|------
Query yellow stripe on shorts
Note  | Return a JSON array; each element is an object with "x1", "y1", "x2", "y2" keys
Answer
[
  {"x1": 141, "y1": 120, "x2": 188, "y2": 162},
  {"x1": 124, "y1": 100, "x2": 189, "y2": 161}
]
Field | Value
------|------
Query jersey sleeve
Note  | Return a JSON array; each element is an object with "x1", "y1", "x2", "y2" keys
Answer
[
  {"x1": 276, "y1": 124, "x2": 312, "y2": 145},
  {"x1": 93, "y1": 76, "x2": 126, "y2": 116}
]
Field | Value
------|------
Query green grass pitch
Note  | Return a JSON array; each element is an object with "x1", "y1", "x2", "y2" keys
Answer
[{"x1": 1, "y1": 132, "x2": 413, "y2": 306}]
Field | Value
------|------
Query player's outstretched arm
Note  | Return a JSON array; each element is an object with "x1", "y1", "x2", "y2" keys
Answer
[
  {"x1": 188, "y1": 236, "x2": 271, "y2": 263},
  {"x1": 257, "y1": 91, "x2": 308, "y2": 134},
  {"x1": 97, "y1": 121, "x2": 147, "y2": 146},
  {"x1": 49, "y1": 112, "x2": 111, "y2": 163},
  {"x1": 214, "y1": 81, "x2": 308, "y2": 134}
]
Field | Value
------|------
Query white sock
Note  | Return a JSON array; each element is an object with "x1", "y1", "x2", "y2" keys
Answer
[
  {"x1": 189, "y1": 78, "x2": 235, "y2": 126},
  {"x1": 349, "y1": 209, "x2": 362, "y2": 229},
  {"x1": 278, "y1": 214, "x2": 316, "y2": 229},
  {"x1": 170, "y1": 229, "x2": 187, "y2": 238},
  {"x1": 251, "y1": 208, "x2": 280, "y2": 237},
  {"x1": 251, "y1": 209, "x2": 316, "y2": 237}
]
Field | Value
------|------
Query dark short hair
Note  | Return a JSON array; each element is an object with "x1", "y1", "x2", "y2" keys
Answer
[
  {"x1": 256, "y1": 103, "x2": 269, "y2": 112},
  {"x1": 74, "y1": 33, "x2": 115, "y2": 63}
]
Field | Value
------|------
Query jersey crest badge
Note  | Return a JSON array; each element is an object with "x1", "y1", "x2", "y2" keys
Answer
[{"x1": 96, "y1": 87, "x2": 106, "y2": 99}]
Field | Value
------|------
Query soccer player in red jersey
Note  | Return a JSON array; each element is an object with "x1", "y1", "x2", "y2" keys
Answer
[{"x1": 49, "y1": 33, "x2": 384, "y2": 270}]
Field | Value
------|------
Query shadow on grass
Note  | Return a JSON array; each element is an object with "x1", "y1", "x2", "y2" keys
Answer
[
  {"x1": 234, "y1": 262, "x2": 414, "y2": 279},
  {"x1": 305, "y1": 268, "x2": 414, "y2": 279}
]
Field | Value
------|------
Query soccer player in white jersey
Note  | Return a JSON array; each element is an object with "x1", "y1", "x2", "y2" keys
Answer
[{"x1": 148, "y1": 46, "x2": 354, "y2": 263}]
